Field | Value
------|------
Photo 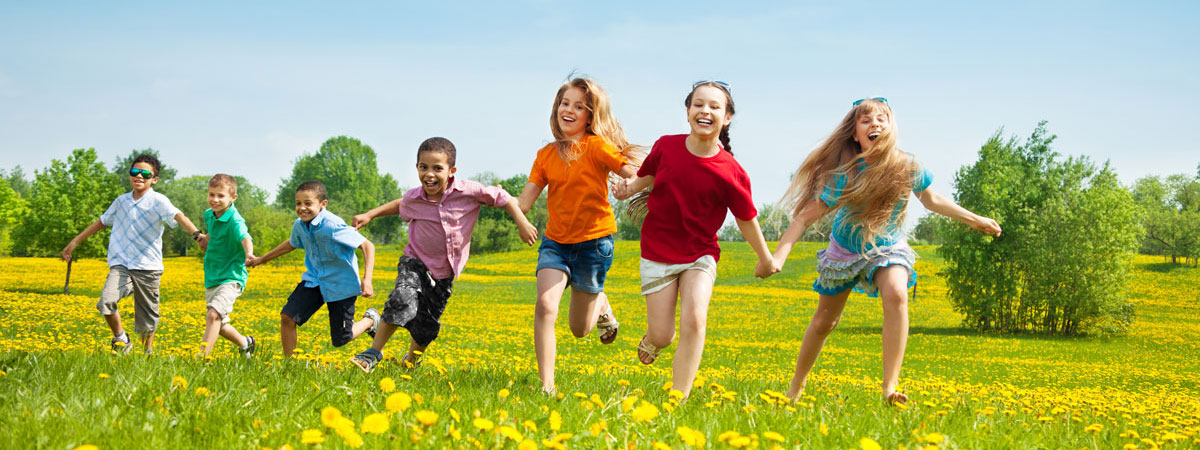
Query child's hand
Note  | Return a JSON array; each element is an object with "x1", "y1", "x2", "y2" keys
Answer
[
  {"x1": 612, "y1": 179, "x2": 631, "y2": 200},
  {"x1": 518, "y1": 221, "x2": 538, "y2": 246},
  {"x1": 60, "y1": 242, "x2": 76, "y2": 262},
  {"x1": 755, "y1": 257, "x2": 781, "y2": 279},
  {"x1": 352, "y1": 214, "x2": 372, "y2": 230},
  {"x1": 360, "y1": 279, "x2": 374, "y2": 298},
  {"x1": 244, "y1": 254, "x2": 256, "y2": 266},
  {"x1": 973, "y1": 216, "x2": 1002, "y2": 237},
  {"x1": 197, "y1": 234, "x2": 209, "y2": 251}
]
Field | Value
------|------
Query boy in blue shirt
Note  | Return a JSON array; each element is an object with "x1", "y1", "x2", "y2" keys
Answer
[{"x1": 249, "y1": 180, "x2": 380, "y2": 357}]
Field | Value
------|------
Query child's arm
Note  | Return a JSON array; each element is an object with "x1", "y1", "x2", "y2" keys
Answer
[
  {"x1": 616, "y1": 163, "x2": 638, "y2": 179},
  {"x1": 915, "y1": 189, "x2": 1002, "y2": 236},
  {"x1": 516, "y1": 183, "x2": 543, "y2": 214},
  {"x1": 241, "y1": 236, "x2": 255, "y2": 266},
  {"x1": 352, "y1": 199, "x2": 403, "y2": 230},
  {"x1": 61, "y1": 219, "x2": 106, "y2": 261},
  {"x1": 358, "y1": 239, "x2": 375, "y2": 298},
  {"x1": 173, "y1": 212, "x2": 208, "y2": 249},
  {"x1": 503, "y1": 200, "x2": 539, "y2": 245},
  {"x1": 737, "y1": 217, "x2": 779, "y2": 279},
  {"x1": 248, "y1": 240, "x2": 294, "y2": 267},
  {"x1": 613, "y1": 175, "x2": 654, "y2": 201},
  {"x1": 772, "y1": 200, "x2": 831, "y2": 269}
]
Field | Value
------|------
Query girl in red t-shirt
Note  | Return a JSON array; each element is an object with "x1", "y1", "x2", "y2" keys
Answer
[
  {"x1": 517, "y1": 76, "x2": 646, "y2": 394},
  {"x1": 614, "y1": 81, "x2": 778, "y2": 399}
]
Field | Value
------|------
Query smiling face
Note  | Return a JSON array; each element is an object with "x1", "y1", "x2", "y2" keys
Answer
[
  {"x1": 416, "y1": 150, "x2": 456, "y2": 201},
  {"x1": 853, "y1": 106, "x2": 891, "y2": 151},
  {"x1": 207, "y1": 184, "x2": 237, "y2": 216},
  {"x1": 294, "y1": 189, "x2": 327, "y2": 222},
  {"x1": 686, "y1": 85, "x2": 732, "y2": 139},
  {"x1": 129, "y1": 161, "x2": 157, "y2": 195},
  {"x1": 556, "y1": 86, "x2": 592, "y2": 141}
]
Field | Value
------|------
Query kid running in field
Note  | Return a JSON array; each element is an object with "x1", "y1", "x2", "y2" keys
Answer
[
  {"x1": 613, "y1": 81, "x2": 778, "y2": 399},
  {"x1": 198, "y1": 174, "x2": 257, "y2": 358},
  {"x1": 61, "y1": 154, "x2": 206, "y2": 355},
  {"x1": 349, "y1": 137, "x2": 537, "y2": 372},
  {"x1": 772, "y1": 97, "x2": 1002, "y2": 404},
  {"x1": 517, "y1": 76, "x2": 644, "y2": 393},
  {"x1": 249, "y1": 180, "x2": 380, "y2": 358}
]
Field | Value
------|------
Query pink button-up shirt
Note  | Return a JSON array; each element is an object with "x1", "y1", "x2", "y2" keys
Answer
[{"x1": 398, "y1": 177, "x2": 512, "y2": 279}]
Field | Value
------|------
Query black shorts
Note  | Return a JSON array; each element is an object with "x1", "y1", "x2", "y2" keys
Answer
[
  {"x1": 382, "y1": 256, "x2": 454, "y2": 347},
  {"x1": 281, "y1": 282, "x2": 357, "y2": 347}
]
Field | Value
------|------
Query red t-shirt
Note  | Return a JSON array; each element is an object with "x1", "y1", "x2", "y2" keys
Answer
[{"x1": 638, "y1": 134, "x2": 757, "y2": 264}]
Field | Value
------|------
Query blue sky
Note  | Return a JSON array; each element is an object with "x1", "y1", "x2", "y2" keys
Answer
[{"x1": 2, "y1": 1, "x2": 1197, "y2": 222}]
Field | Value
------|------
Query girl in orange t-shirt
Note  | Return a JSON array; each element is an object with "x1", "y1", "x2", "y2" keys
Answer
[{"x1": 517, "y1": 76, "x2": 644, "y2": 393}]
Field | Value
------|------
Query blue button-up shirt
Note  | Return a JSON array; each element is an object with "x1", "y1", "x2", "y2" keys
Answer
[
  {"x1": 100, "y1": 189, "x2": 180, "y2": 271},
  {"x1": 289, "y1": 209, "x2": 367, "y2": 302}
]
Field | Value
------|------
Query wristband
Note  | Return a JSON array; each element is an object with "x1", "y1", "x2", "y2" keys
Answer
[{"x1": 192, "y1": 230, "x2": 201, "y2": 241}]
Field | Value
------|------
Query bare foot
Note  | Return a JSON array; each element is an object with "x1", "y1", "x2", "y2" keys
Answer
[{"x1": 884, "y1": 389, "x2": 909, "y2": 405}]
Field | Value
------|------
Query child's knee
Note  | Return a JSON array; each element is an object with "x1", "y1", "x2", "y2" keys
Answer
[
  {"x1": 280, "y1": 313, "x2": 296, "y2": 327},
  {"x1": 534, "y1": 299, "x2": 559, "y2": 318},
  {"x1": 647, "y1": 329, "x2": 675, "y2": 348},
  {"x1": 811, "y1": 317, "x2": 840, "y2": 337},
  {"x1": 206, "y1": 308, "x2": 222, "y2": 323}
]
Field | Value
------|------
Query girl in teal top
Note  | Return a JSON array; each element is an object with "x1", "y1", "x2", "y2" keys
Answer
[{"x1": 772, "y1": 98, "x2": 1002, "y2": 405}]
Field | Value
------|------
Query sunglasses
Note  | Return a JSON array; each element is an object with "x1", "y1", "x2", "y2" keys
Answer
[
  {"x1": 129, "y1": 168, "x2": 155, "y2": 179},
  {"x1": 693, "y1": 80, "x2": 732, "y2": 94},
  {"x1": 852, "y1": 97, "x2": 888, "y2": 106}
]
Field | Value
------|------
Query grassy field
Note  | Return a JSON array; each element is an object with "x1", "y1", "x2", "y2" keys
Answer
[{"x1": 0, "y1": 243, "x2": 1197, "y2": 450}]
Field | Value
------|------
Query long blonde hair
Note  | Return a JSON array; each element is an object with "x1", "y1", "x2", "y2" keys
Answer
[
  {"x1": 779, "y1": 99, "x2": 918, "y2": 245},
  {"x1": 549, "y1": 77, "x2": 647, "y2": 170}
]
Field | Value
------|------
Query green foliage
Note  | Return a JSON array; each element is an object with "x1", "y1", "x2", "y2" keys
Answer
[
  {"x1": 275, "y1": 136, "x2": 403, "y2": 244},
  {"x1": 11, "y1": 149, "x2": 123, "y2": 257},
  {"x1": 910, "y1": 214, "x2": 950, "y2": 246},
  {"x1": 1131, "y1": 172, "x2": 1200, "y2": 265},
  {"x1": 112, "y1": 148, "x2": 178, "y2": 191},
  {"x1": 611, "y1": 197, "x2": 642, "y2": 240},
  {"x1": 157, "y1": 175, "x2": 209, "y2": 257},
  {"x1": 0, "y1": 178, "x2": 30, "y2": 254},
  {"x1": 757, "y1": 203, "x2": 789, "y2": 242},
  {"x1": 1, "y1": 166, "x2": 31, "y2": 198},
  {"x1": 939, "y1": 123, "x2": 1142, "y2": 335},
  {"x1": 467, "y1": 172, "x2": 540, "y2": 254}
]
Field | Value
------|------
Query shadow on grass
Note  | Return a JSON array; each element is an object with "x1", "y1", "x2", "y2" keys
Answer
[
  {"x1": 0, "y1": 287, "x2": 74, "y2": 296},
  {"x1": 836, "y1": 325, "x2": 1108, "y2": 342},
  {"x1": 1140, "y1": 261, "x2": 1197, "y2": 273}
]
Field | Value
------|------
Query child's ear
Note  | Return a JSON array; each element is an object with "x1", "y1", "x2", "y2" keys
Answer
[
  {"x1": 449, "y1": 166, "x2": 457, "y2": 177},
  {"x1": 319, "y1": 199, "x2": 329, "y2": 209}
]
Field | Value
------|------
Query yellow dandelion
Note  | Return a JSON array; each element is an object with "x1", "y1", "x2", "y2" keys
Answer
[
  {"x1": 386, "y1": 392, "x2": 412, "y2": 412},
  {"x1": 336, "y1": 426, "x2": 363, "y2": 448},
  {"x1": 1084, "y1": 424, "x2": 1103, "y2": 433},
  {"x1": 194, "y1": 387, "x2": 211, "y2": 397},
  {"x1": 549, "y1": 410, "x2": 562, "y2": 432},
  {"x1": 498, "y1": 425, "x2": 523, "y2": 442},
  {"x1": 73, "y1": 446, "x2": 98, "y2": 450},
  {"x1": 860, "y1": 437, "x2": 882, "y2": 450},
  {"x1": 360, "y1": 413, "x2": 389, "y2": 434},
  {"x1": 677, "y1": 426, "x2": 706, "y2": 447},
  {"x1": 763, "y1": 431, "x2": 785, "y2": 442},
  {"x1": 621, "y1": 396, "x2": 639, "y2": 412},
  {"x1": 589, "y1": 420, "x2": 607, "y2": 437},
  {"x1": 171, "y1": 376, "x2": 187, "y2": 390},
  {"x1": 523, "y1": 420, "x2": 538, "y2": 432},
  {"x1": 499, "y1": 388, "x2": 510, "y2": 399},
  {"x1": 728, "y1": 436, "x2": 752, "y2": 448},
  {"x1": 631, "y1": 401, "x2": 660, "y2": 423},
  {"x1": 653, "y1": 442, "x2": 672, "y2": 450},
  {"x1": 321, "y1": 406, "x2": 343, "y2": 428},
  {"x1": 518, "y1": 440, "x2": 537, "y2": 450},
  {"x1": 300, "y1": 429, "x2": 325, "y2": 444},
  {"x1": 819, "y1": 423, "x2": 829, "y2": 436},
  {"x1": 415, "y1": 410, "x2": 438, "y2": 426},
  {"x1": 923, "y1": 432, "x2": 944, "y2": 444},
  {"x1": 472, "y1": 418, "x2": 494, "y2": 431},
  {"x1": 449, "y1": 408, "x2": 461, "y2": 422},
  {"x1": 98, "y1": 373, "x2": 110, "y2": 380},
  {"x1": 379, "y1": 377, "x2": 395, "y2": 393}
]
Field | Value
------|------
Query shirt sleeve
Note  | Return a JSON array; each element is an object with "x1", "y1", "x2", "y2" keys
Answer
[
  {"x1": 397, "y1": 191, "x2": 415, "y2": 222},
  {"x1": 99, "y1": 197, "x2": 121, "y2": 226},
  {"x1": 818, "y1": 172, "x2": 847, "y2": 207},
  {"x1": 590, "y1": 137, "x2": 626, "y2": 173},
  {"x1": 234, "y1": 216, "x2": 251, "y2": 242},
  {"x1": 726, "y1": 163, "x2": 758, "y2": 221},
  {"x1": 475, "y1": 183, "x2": 511, "y2": 208},
  {"x1": 636, "y1": 137, "x2": 665, "y2": 178},
  {"x1": 157, "y1": 194, "x2": 181, "y2": 229},
  {"x1": 331, "y1": 223, "x2": 367, "y2": 250},
  {"x1": 912, "y1": 165, "x2": 934, "y2": 193},
  {"x1": 289, "y1": 220, "x2": 305, "y2": 249},
  {"x1": 528, "y1": 149, "x2": 547, "y2": 188}
]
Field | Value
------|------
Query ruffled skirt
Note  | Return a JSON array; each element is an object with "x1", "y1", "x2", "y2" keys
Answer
[{"x1": 813, "y1": 237, "x2": 917, "y2": 297}]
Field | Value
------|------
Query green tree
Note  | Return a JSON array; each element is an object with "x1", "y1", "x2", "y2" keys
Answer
[
  {"x1": 1132, "y1": 173, "x2": 1200, "y2": 265},
  {"x1": 11, "y1": 149, "x2": 123, "y2": 293},
  {"x1": 0, "y1": 178, "x2": 29, "y2": 254},
  {"x1": 157, "y1": 175, "x2": 209, "y2": 257},
  {"x1": 468, "y1": 172, "x2": 544, "y2": 253},
  {"x1": 911, "y1": 214, "x2": 949, "y2": 245},
  {"x1": 112, "y1": 148, "x2": 177, "y2": 191},
  {"x1": 275, "y1": 136, "x2": 403, "y2": 244},
  {"x1": 939, "y1": 123, "x2": 1141, "y2": 335},
  {"x1": 1, "y1": 166, "x2": 31, "y2": 198}
]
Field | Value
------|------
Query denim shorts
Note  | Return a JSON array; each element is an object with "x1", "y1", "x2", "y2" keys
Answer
[{"x1": 536, "y1": 234, "x2": 615, "y2": 294}]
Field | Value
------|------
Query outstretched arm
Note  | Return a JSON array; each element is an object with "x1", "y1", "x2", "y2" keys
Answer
[
  {"x1": 62, "y1": 219, "x2": 106, "y2": 261},
  {"x1": 516, "y1": 182, "x2": 543, "y2": 214},
  {"x1": 241, "y1": 237, "x2": 255, "y2": 265},
  {"x1": 613, "y1": 175, "x2": 654, "y2": 201},
  {"x1": 616, "y1": 163, "x2": 638, "y2": 179},
  {"x1": 353, "y1": 198, "x2": 403, "y2": 230},
  {"x1": 737, "y1": 217, "x2": 779, "y2": 279},
  {"x1": 359, "y1": 239, "x2": 375, "y2": 298},
  {"x1": 772, "y1": 200, "x2": 831, "y2": 269},
  {"x1": 248, "y1": 240, "x2": 294, "y2": 267},
  {"x1": 916, "y1": 189, "x2": 1001, "y2": 236},
  {"x1": 504, "y1": 200, "x2": 539, "y2": 245}
]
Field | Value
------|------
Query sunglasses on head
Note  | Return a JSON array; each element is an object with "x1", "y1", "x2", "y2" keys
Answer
[
  {"x1": 693, "y1": 80, "x2": 732, "y2": 93},
  {"x1": 129, "y1": 168, "x2": 154, "y2": 179},
  {"x1": 852, "y1": 97, "x2": 888, "y2": 106}
]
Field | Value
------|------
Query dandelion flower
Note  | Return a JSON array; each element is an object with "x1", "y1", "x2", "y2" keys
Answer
[
  {"x1": 860, "y1": 437, "x2": 882, "y2": 450},
  {"x1": 386, "y1": 392, "x2": 412, "y2": 412},
  {"x1": 631, "y1": 401, "x2": 660, "y2": 423},
  {"x1": 73, "y1": 446, "x2": 98, "y2": 450},
  {"x1": 763, "y1": 431, "x2": 785, "y2": 443},
  {"x1": 171, "y1": 376, "x2": 187, "y2": 390},
  {"x1": 361, "y1": 413, "x2": 389, "y2": 434},
  {"x1": 98, "y1": 373, "x2": 110, "y2": 380},
  {"x1": 379, "y1": 377, "x2": 395, "y2": 393},
  {"x1": 194, "y1": 387, "x2": 211, "y2": 397},
  {"x1": 549, "y1": 410, "x2": 562, "y2": 432},
  {"x1": 321, "y1": 406, "x2": 343, "y2": 428},
  {"x1": 498, "y1": 388, "x2": 510, "y2": 399},
  {"x1": 677, "y1": 426, "x2": 706, "y2": 446},
  {"x1": 518, "y1": 440, "x2": 536, "y2": 450},
  {"x1": 300, "y1": 429, "x2": 325, "y2": 444},
  {"x1": 415, "y1": 410, "x2": 438, "y2": 426},
  {"x1": 498, "y1": 425, "x2": 522, "y2": 442},
  {"x1": 472, "y1": 418, "x2": 494, "y2": 431},
  {"x1": 923, "y1": 433, "x2": 944, "y2": 444}
]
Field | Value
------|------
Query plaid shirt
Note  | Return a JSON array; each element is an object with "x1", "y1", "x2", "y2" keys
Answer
[{"x1": 99, "y1": 189, "x2": 181, "y2": 270}]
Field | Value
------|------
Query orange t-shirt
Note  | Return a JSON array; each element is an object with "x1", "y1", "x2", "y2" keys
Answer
[{"x1": 528, "y1": 134, "x2": 627, "y2": 244}]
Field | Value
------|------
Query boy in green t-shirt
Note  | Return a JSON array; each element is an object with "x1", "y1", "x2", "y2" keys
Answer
[{"x1": 199, "y1": 174, "x2": 256, "y2": 358}]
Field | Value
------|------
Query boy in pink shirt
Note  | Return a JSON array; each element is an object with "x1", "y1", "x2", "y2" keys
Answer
[{"x1": 350, "y1": 137, "x2": 538, "y2": 372}]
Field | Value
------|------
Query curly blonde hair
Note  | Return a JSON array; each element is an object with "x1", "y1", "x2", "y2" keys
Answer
[{"x1": 549, "y1": 77, "x2": 646, "y2": 170}]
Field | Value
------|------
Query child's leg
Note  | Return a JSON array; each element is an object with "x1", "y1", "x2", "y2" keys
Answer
[
  {"x1": 97, "y1": 267, "x2": 133, "y2": 337},
  {"x1": 873, "y1": 265, "x2": 911, "y2": 401},
  {"x1": 280, "y1": 283, "x2": 325, "y2": 357},
  {"x1": 534, "y1": 269, "x2": 569, "y2": 391},
  {"x1": 206, "y1": 283, "x2": 247, "y2": 351},
  {"x1": 370, "y1": 322, "x2": 399, "y2": 352},
  {"x1": 130, "y1": 270, "x2": 162, "y2": 353},
  {"x1": 643, "y1": 283, "x2": 679, "y2": 354},
  {"x1": 671, "y1": 270, "x2": 715, "y2": 399},
  {"x1": 566, "y1": 290, "x2": 603, "y2": 338},
  {"x1": 201, "y1": 308, "x2": 223, "y2": 356},
  {"x1": 787, "y1": 289, "x2": 852, "y2": 400},
  {"x1": 403, "y1": 338, "x2": 428, "y2": 366},
  {"x1": 103, "y1": 313, "x2": 125, "y2": 336},
  {"x1": 280, "y1": 314, "x2": 299, "y2": 357},
  {"x1": 218, "y1": 323, "x2": 246, "y2": 347}
]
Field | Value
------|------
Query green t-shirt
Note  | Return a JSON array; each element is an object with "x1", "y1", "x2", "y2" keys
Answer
[{"x1": 203, "y1": 204, "x2": 251, "y2": 288}]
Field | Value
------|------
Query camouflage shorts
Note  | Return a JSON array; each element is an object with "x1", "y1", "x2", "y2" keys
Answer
[{"x1": 382, "y1": 256, "x2": 454, "y2": 346}]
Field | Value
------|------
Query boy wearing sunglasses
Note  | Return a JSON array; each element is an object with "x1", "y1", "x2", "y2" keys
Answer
[{"x1": 62, "y1": 154, "x2": 207, "y2": 354}]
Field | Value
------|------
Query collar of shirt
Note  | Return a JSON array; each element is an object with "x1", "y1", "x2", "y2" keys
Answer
[
  {"x1": 207, "y1": 204, "x2": 238, "y2": 223},
  {"x1": 305, "y1": 208, "x2": 331, "y2": 229},
  {"x1": 417, "y1": 177, "x2": 463, "y2": 203}
]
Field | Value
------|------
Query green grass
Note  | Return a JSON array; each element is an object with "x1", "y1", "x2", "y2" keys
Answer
[{"x1": 0, "y1": 243, "x2": 1197, "y2": 449}]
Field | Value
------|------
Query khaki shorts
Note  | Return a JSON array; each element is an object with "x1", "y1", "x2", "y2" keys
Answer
[
  {"x1": 205, "y1": 282, "x2": 243, "y2": 324},
  {"x1": 97, "y1": 266, "x2": 162, "y2": 334},
  {"x1": 639, "y1": 255, "x2": 717, "y2": 295}
]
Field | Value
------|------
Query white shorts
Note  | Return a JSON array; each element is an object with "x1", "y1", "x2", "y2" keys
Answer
[
  {"x1": 205, "y1": 282, "x2": 243, "y2": 324},
  {"x1": 639, "y1": 255, "x2": 717, "y2": 295}
]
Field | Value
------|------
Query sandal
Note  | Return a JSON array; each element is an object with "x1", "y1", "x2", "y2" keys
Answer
[
  {"x1": 351, "y1": 348, "x2": 383, "y2": 373},
  {"x1": 637, "y1": 335, "x2": 662, "y2": 365},
  {"x1": 596, "y1": 303, "x2": 619, "y2": 345}
]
